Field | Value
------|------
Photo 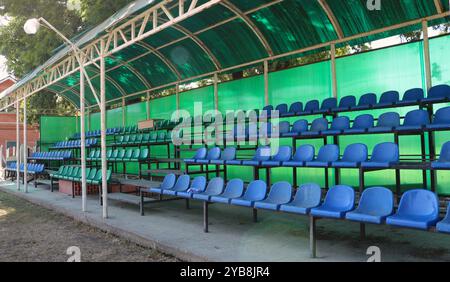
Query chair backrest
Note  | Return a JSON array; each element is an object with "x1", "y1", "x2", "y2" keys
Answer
[
  {"x1": 87, "y1": 168, "x2": 97, "y2": 180},
  {"x1": 267, "y1": 182, "x2": 293, "y2": 204},
  {"x1": 379, "y1": 91, "x2": 400, "y2": 104},
  {"x1": 173, "y1": 175, "x2": 191, "y2": 191},
  {"x1": 304, "y1": 100, "x2": 320, "y2": 112},
  {"x1": 276, "y1": 104, "x2": 288, "y2": 115},
  {"x1": 291, "y1": 119, "x2": 308, "y2": 134},
  {"x1": 428, "y1": 84, "x2": 450, "y2": 99},
  {"x1": 277, "y1": 121, "x2": 291, "y2": 135},
  {"x1": 293, "y1": 145, "x2": 315, "y2": 162},
  {"x1": 139, "y1": 148, "x2": 149, "y2": 159},
  {"x1": 377, "y1": 112, "x2": 400, "y2": 128},
  {"x1": 221, "y1": 147, "x2": 237, "y2": 161},
  {"x1": 204, "y1": 177, "x2": 225, "y2": 195},
  {"x1": 191, "y1": 176, "x2": 207, "y2": 191},
  {"x1": 397, "y1": 189, "x2": 439, "y2": 219},
  {"x1": 293, "y1": 183, "x2": 322, "y2": 208},
  {"x1": 371, "y1": 142, "x2": 399, "y2": 163},
  {"x1": 309, "y1": 118, "x2": 328, "y2": 132},
  {"x1": 253, "y1": 147, "x2": 272, "y2": 161},
  {"x1": 433, "y1": 106, "x2": 450, "y2": 125},
  {"x1": 321, "y1": 98, "x2": 337, "y2": 111},
  {"x1": 438, "y1": 142, "x2": 450, "y2": 162},
  {"x1": 243, "y1": 180, "x2": 268, "y2": 201},
  {"x1": 161, "y1": 174, "x2": 176, "y2": 189},
  {"x1": 330, "y1": 116, "x2": 350, "y2": 131},
  {"x1": 316, "y1": 145, "x2": 340, "y2": 162},
  {"x1": 131, "y1": 149, "x2": 140, "y2": 159},
  {"x1": 193, "y1": 148, "x2": 208, "y2": 160},
  {"x1": 338, "y1": 96, "x2": 356, "y2": 109},
  {"x1": 289, "y1": 102, "x2": 303, "y2": 114},
  {"x1": 403, "y1": 88, "x2": 424, "y2": 102},
  {"x1": 222, "y1": 179, "x2": 245, "y2": 198},
  {"x1": 357, "y1": 187, "x2": 394, "y2": 217},
  {"x1": 403, "y1": 109, "x2": 430, "y2": 126},
  {"x1": 206, "y1": 147, "x2": 221, "y2": 160},
  {"x1": 262, "y1": 105, "x2": 274, "y2": 113},
  {"x1": 358, "y1": 93, "x2": 377, "y2": 106},
  {"x1": 124, "y1": 149, "x2": 133, "y2": 159},
  {"x1": 117, "y1": 149, "x2": 126, "y2": 159},
  {"x1": 272, "y1": 146, "x2": 292, "y2": 162},
  {"x1": 352, "y1": 114, "x2": 374, "y2": 129},
  {"x1": 323, "y1": 185, "x2": 355, "y2": 210},
  {"x1": 342, "y1": 143, "x2": 368, "y2": 162}
]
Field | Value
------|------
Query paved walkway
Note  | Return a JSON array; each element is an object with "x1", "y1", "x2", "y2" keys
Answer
[{"x1": 1, "y1": 181, "x2": 450, "y2": 262}]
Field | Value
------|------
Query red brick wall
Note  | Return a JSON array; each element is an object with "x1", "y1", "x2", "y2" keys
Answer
[{"x1": 0, "y1": 113, "x2": 40, "y2": 158}]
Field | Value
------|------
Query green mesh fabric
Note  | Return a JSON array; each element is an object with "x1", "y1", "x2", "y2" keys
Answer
[
  {"x1": 106, "y1": 108, "x2": 123, "y2": 128},
  {"x1": 40, "y1": 116, "x2": 77, "y2": 151},
  {"x1": 126, "y1": 102, "x2": 147, "y2": 126},
  {"x1": 150, "y1": 95, "x2": 177, "y2": 120},
  {"x1": 179, "y1": 86, "x2": 215, "y2": 116},
  {"x1": 218, "y1": 75, "x2": 265, "y2": 112}
]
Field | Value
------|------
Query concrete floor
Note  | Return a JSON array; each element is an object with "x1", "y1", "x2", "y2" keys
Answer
[{"x1": 1, "y1": 180, "x2": 450, "y2": 262}]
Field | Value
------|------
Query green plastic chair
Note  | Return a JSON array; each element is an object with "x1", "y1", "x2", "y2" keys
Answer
[
  {"x1": 106, "y1": 149, "x2": 113, "y2": 159},
  {"x1": 87, "y1": 151, "x2": 96, "y2": 161},
  {"x1": 122, "y1": 135, "x2": 130, "y2": 144},
  {"x1": 116, "y1": 149, "x2": 126, "y2": 161},
  {"x1": 87, "y1": 168, "x2": 98, "y2": 181},
  {"x1": 128, "y1": 135, "x2": 137, "y2": 144},
  {"x1": 69, "y1": 167, "x2": 82, "y2": 181},
  {"x1": 126, "y1": 149, "x2": 140, "y2": 161},
  {"x1": 122, "y1": 149, "x2": 134, "y2": 161},
  {"x1": 62, "y1": 167, "x2": 74, "y2": 180},
  {"x1": 137, "y1": 148, "x2": 149, "y2": 161},
  {"x1": 74, "y1": 168, "x2": 91, "y2": 182},
  {"x1": 142, "y1": 134, "x2": 150, "y2": 144},
  {"x1": 64, "y1": 167, "x2": 79, "y2": 180},
  {"x1": 109, "y1": 149, "x2": 119, "y2": 161},
  {"x1": 157, "y1": 132, "x2": 167, "y2": 142},
  {"x1": 135, "y1": 134, "x2": 143, "y2": 144},
  {"x1": 114, "y1": 136, "x2": 124, "y2": 145},
  {"x1": 50, "y1": 166, "x2": 65, "y2": 178},
  {"x1": 88, "y1": 170, "x2": 102, "y2": 184}
]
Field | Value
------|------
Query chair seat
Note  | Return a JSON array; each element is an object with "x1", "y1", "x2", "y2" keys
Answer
[
  {"x1": 361, "y1": 161, "x2": 393, "y2": 168},
  {"x1": 351, "y1": 105, "x2": 371, "y2": 111},
  {"x1": 282, "y1": 132, "x2": 301, "y2": 138},
  {"x1": 184, "y1": 159, "x2": 197, "y2": 164},
  {"x1": 331, "y1": 161, "x2": 359, "y2": 168},
  {"x1": 196, "y1": 160, "x2": 211, "y2": 164},
  {"x1": 343, "y1": 128, "x2": 367, "y2": 134},
  {"x1": 310, "y1": 206, "x2": 349, "y2": 219},
  {"x1": 373, "y1": 102, "x2": 395, "y2": 108},
  {"x1": 282, "y1": 161, "x2": 305, "y2": 167},
  {"x1": 305, "y1": 161, "x2": 330, "y2": 168},
  {"x1": 386, "y1": 214, "x2": 439, "y2": 230},
  {"x1": 162, "y1": 190, "x2": 179, "y2": 196},
  {"x1": 210, "y1": 196, "x2": 232, "y2": 204},
  {"x1": 260, "y1": 161, "x2": 282, "y2": 167},
  {"x1": 254, "y1": 200, "x2": 281, "y2": 211},
  {"x1": 426, "y1": 124, "x2": 450, "y2": 130},
  {"x1": 437, "y1": 219, "x2": 450, "y2": 233},
  {"x1": 279, "y1": 204, "x2": 310, "y2": 215},
  {"x1": 395, "y1": 100, "x2": 418, "y2": 106},
  {"x1": 242, "y1": 160, "x2": 261, "y2": 166},
  {"x1": 149, "y1": 187, "x2": 164, "y2": 194},
  {"x1": 301, "y1": 131, "x2": 321, "y2": 137},
  {"x1": 321, "y1": 130, "x2": 342, "y2": 135},
  {"x1": 421, "y1": 97, "x2": 448, "y2": 103},
  {"x1": 312, "y1": 109, "x2": 329, "y2": 114},
  {"x1": 395, "y1": 125, "x2": 423, "y2": 132},
  {"x1": 346, "y1": 211, "x2": 387, "y2": 224},
  {"x1": 280, "y1": 112, "x2": 297, "y2": 118},
  {"x1": 225, "y1": 160, "x2": 242, "y2": 165},
  {"x1": 231, "y1": 198, "x2": 254, "y2": 207},
  {"x1": 368, "y1": 127, "x2": 394, "y2": 133},
  {"x1": 431, "y1": 162, "x2": 450, "y2": 169},
  {"x1": 176, "y1": 191, "x2": 194, "y2": 198},
  {"x1": 210, "y1": 160, "x2": 225, "y2": 165}
]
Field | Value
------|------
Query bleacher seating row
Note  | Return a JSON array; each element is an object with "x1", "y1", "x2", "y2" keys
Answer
[
  {"x1": 111, "y1": 131, "x2": 175, "y2": 146},
  {"x1": 87, "y1": 148, "x2": 149, "y2": 162},
  {"x1": 30, "y1": 151, "x2": 72, "y2": 161},
  {"x1": 50, "y1": 166, "x2": 112, "y2": 186},
  {"x1": 5, "y1": 162, "x2": 45, "y2": 174},
  {"x1": 51, "y1": 138, "x2": 98, "y2": 149}
]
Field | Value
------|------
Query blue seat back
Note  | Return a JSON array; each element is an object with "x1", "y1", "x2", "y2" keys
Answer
[
  {"x1": 323, "y1": 185, "x2": 355, "y2": 211},
  {"x1": 293, "y1": 183, "x2": 322, "y2": 208},
  {"x1": 205, "y1": 177, "x2": 225, "y2": 195},
  {"x1": 403, "y1": 110, "x2": 430, "y2": 126},
  {"x1": 357, "y1": 187, "x2": 394, "y2": 217},
  {"x1": 352, "y1": 114, "x2": 374, "y2": 129},
  {"x1": 342, "y1": 143, "x2": 368, "y2": 162},
  {"x1": 293, "y1": 145, "x2": 315, "y2": 162},
  {"x1": 173, "y1": 175, "x2": 191, "y2": 191},
  {"x1": 338, "y1": 96, "x2": 356, "y2": 109},
  {"x1": 253, "y1": 147, "x2": 272, "y2": 162},
  {"x1": 379, "y1": 91, "x2": 400, "y2": 104},
  {"x1": 267, "y1": 182, "x2": 293, "y2": 204},
  {"x1": 438, "y1": 142, "x2": 450, "y2": 162},
  {"x1": 191, "y1": 176, "x2": 207, "y2": 191},
  {"x1": 291, "y1": 119, "x2": 308, "y2": 134},
  {"x1": 371, "y1": 142, "x2": 399, "y2": 163},
  {"x1": 277, "y1": 121, "x2": 291, "y2": 135},
  {"x1": 276, "y1": 104, "x2": 288, "y2": 116},
  {"x1": 330, "y1": 116, "x2": 350, "y2": 131},
  {"x1": 309, "y1": 118, "x2": 328, "y2": 132},
  {"x1": 243, "y1": 180, "x2": 268, "y2": 201},
  {"x1": 377, "y1": 112, "x2": 400, "y2": 128},
  {"x1": 304, "y1": 100, "x2": 320, "y2": 112},
  {"x1": 428, "y1": 84, "x2": 450, "y2": 99},
  {"x1": 221, "y1": 147, "x2": 237, "y2": 161},
  {"x1": 433, "y1": 106, "x2": 450, "y2": 125},
  {"x1": 397, "y1": 189, "x2": 439, "y2": 219},
  {"x1": 194, "y1": 148, "x2": 208, "y2": 160},
  {"x1": 222, "y1": 179, "x2": 245, "y2": 198},
  {"x1": 161, "y1": 174, "x2": 176, "y2": 189},
  {"x1": 289, "y1": 102, "x2": 303, "y2": 114},
  {"x1": 321, "y1": 98, "x2": 337, "y2": 111},
  {"x1": 316, "y1": 145, "x2": 340, "y2": 162},
  {"x1": 358, "y1": 93, "x2": 377, "y2": 106},
  {"x1": 263, "y1": 105, "x2": 274, "y2": 113},
  {"x1": 207, "y1": 148, "x2": 221, "y2": 160},
  {"x1": 402, "y1": 88, "x2": 425, "y2": 102},
  {"x1": 272, "y1": 146, "x2": 292, "y2": 162}
]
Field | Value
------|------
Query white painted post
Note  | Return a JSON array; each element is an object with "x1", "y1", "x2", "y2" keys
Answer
[
  {"x1": 146, "y1": 92, "x2": 151, "y2": 120},
  {"x1": 100, "y1": 41, "x2": 108, "y2": 219},
  {"x1": 176, "y1": 84, "x2": 180, "y2": 119},
  {"x1": 264, "y1": 61, "x2": 269, "y2": 106},
  {"x1": 422, "y1": 21, "x2": 432, "y2": 90},
  {"x1": 0, "y1": 145, "x2": 3, "y2": 179},
  {"x1": 213, "y1": 73, "x2": 219, "y2": 111},
  {"x1": 23, "y1": 96, "x2": 28, "y2": 193},
  {"x1": 80, "y1": 68, "x2": 87, "y2": 212},
  {"x1": 330, "y1": 44, "x2": 338, "y2": 98},
  {"x1": 16, "y1": 100, "x2": 20, "y2": 191}
]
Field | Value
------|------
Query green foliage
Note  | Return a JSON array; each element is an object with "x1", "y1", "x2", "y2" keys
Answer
[{"x1": 80, "y1": 0, "x2": 134, "y2": 26}]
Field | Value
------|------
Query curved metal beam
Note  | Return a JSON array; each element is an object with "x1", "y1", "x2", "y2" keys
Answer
[
  {"x1": 136, "y1": 41, "x2": 183, "y2": 80},
  {"x1": 220, "y1": 0, "x2": 274, "y2": 56},
  {"x1": 317, "y1": 0, "x2": 344, "y2": 39},
  {"x1": 434, "y1": 0, "x2": 444, "y2": 13}
]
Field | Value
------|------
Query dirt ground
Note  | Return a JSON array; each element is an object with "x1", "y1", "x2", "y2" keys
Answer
[{"x1": 0, "y1": 191, "x2": 180, "y2": 262}]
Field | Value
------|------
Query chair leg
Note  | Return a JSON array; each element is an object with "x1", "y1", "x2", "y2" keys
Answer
[
  {"x1": 310, "y1": 216, "x2": 317, "y2": 258},
  {"x1": 203, "y1": 202, "x2": 209, "y2": 233},
  {"x1": 360, "y1": 223, "x2": 366, "y2": 240},
  {"x1": 186, "y1": 199, "x2": 190, "y2": 209},
  {"x1": 253, "y1": 208, "x2": 258, "y2": 223},
  {"x1": 140, "y1": 190, "x2": 145, "y2": 216}
]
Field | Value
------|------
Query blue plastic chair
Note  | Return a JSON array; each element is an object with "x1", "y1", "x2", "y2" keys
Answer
[
  {"x1": 282, "y1": 119, "x2": 308, "y2": 137},
  {"x1": 275, "y1": 104, "x2": 288, "y2": 117},
  {"x1": 176, "y1": 176, "x2": 209, "y2": 198},
  {"x1": 242, "y1": 147, "x2": 272, "y2": 166},
  {"x1": 184, "y1": 148, "x2": 208, "y2": 164},
  {"x1": 261, "y1": 146, "x2": 292, "y2": 167},
  {"x1": 352, "y1": 93, "x2": 377, "y2": 110},
  {"x1": 280, "y1": 183, "x2": 322, "y2": 215},
  {"x1": 397, "y1": 88, "x2": 424, "y2": 105},
  {"x1": 437, "y1": 203, "x2": 450, "y2": 234},
  {"x1": 361, "y1": 142, "x2": 399, "y2": 168},
  {"x1": 302, "y1": 118, "x2": 328, "y2": 136},
  {"x1": 192, "y1": 178, "x2": 225, "y2": 201},
  {"x1": 332, "y1": 143, "x2": 368, "y2": 168},
  {"x1": 276, "y1": 121, "x2": 291, "y2": 136},
  {"x1": 302, "y1": 100, "x2": 320, "y2": 114},
  {"x1": 344, "y1": 114, "x2": 374, "y2": 134},
  {"x1": 211, "y1": 147, "x2": 237, "y2": 165},
  {"x1": 368, "y1": 112, "x2": 400, "y2": 133},
  {"x1": 231, "y1": 180, "x2": 268, "y2": 207},
  {"x1": 335, "y1": 95, "x2": 356, "y2": 111},
  {"x1": 196, "y1": 147, "x2": 221, "y2": 164},
  {"x1": 322, "y1": 116, "x2": 350, "y2": 135},
  {"x1": 254, "y1": 182, "x2": 293, "y2": 211},
  {"x1": 427, "y1": 106, "x2": 450, "y2": 130},
  {"x1": 145, "y1": 174, "x2": 177, "y2": 194},
  {"x1": 310, "y1": 185, "x2": 355, "y2": 219},
  {"x1": 396, "y1": 109, "x2": 430, "y2": 131},
  {"x1": 282, "y1": 102, "x2": 303, "y2": 117},
  {"x1": 210, "y1": 179, "x2": 245, "y2": 204},
  {"x1": 306, "y1": 144, "x2": 339, "y2": 167},
  {"x1": 386, "y1": 189, "x2": 440, "y2": 230},
  {"x1": 315, "y1": 98, "x2": 337, "y2": 114},
  {"x1": 423, "y1": 84, "x2": 450, "y2": 103},
  {"x1": 376, "y1": 91, "x2": 400, "y2": 107},
  {"x1": 346, "y1": 187, "x2": 394, "y2": 224},
  {"x1": 431, "y1": 142, "x2": 450, "y2": 169},
  {"x1": 283, "y1": 145, "x2": 315, "y2": 167},
  {"x1": 159, "y1": 175, "x2": 191, "y2": 196}
]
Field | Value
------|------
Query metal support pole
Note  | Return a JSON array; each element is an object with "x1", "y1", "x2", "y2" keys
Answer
[
  {"x1": 310, "y1": 216, "x2": 317, "y2": 258},
  {"x1": 87, "y1": 109, "x2": 91, "y2": 131},
  {"x1": 146, "y1": 92, "x2": 151, "y2": 120},
  {"x1": 203, "y1": 201, "x2": 209, "y2": 233},
  {"x1": 176, "y1": 83, "x2": 180, "y2": 118},
  {"x1": 23, "y1": 96, "x2": 28, "y2": 193},
  {"x1": 16, "y1": 100, "x2": 20, "y2": 191},
  {"x1": 330, "y1": 44, "x2": 338, "y2": 98},
  {"x1": 213, "y1": 73, "x2": 219, "y2": 111},
  {"x1": 263, "y1": 61, "x2": 269, "y2": 106},
  {"x1": 122, "y1": 97, "x2": 126, "y2": 127},
  {"x1": 422, "y1": 21, "x2": 432, "y2": 91},
  {"x1": 80, "y1": 69, "x2": 87, "y2": 212},
  {"x1": 100, "y1": 42, "x2": 108, "y2": 219}
]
